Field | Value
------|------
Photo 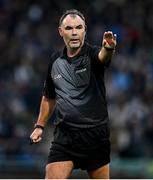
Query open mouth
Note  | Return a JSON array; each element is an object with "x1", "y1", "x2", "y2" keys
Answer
[{"x1": 70, "y1": 39, "x2": 80, "y2": 43}]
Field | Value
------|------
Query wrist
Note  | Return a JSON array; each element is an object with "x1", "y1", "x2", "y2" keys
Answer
[
  {"x1": 103, "y1": 46, "x2": 115, "y2": 51},
  {"x1": 34, "y1": 124, "x2": 44, "y2": 130}
]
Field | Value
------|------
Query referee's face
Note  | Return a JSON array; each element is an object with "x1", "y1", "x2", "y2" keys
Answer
[{"x1": 58, "y1": 15, "x2": 86, "y2": 50}]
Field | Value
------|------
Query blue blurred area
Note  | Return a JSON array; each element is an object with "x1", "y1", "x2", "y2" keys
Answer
[{"x1": 0, "y1": 0, "x2": 153, "y2": 178}]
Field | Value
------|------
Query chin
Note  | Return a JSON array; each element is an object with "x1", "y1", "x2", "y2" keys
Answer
[{"x1": 70, "y1": 43, "x2": 81, "y2": 49}]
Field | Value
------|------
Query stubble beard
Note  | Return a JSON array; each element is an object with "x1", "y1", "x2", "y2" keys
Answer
[
  {"x1": 69, "y1": 41, "x2": 81, "y2": 49},
  {"x1": 68, "y1": 38, "x2": 85, "y2": 50}
]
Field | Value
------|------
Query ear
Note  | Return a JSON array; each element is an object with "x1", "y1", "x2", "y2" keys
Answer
[
  {"x1": 85, "y1": 25, "x2": 87, "y2": 32},
  {"x1": 58, "y1": 27, "x2": 63, "y2": 37},
  {"x1": 84, "y1": 25, "x2": 87, "y2": 37}
]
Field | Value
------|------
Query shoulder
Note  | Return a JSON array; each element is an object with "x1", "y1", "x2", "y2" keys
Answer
[
  {"x1": 48, "y1": 51, "x2": 61, "y2": 68},
  {"x1": 50, "y1": 51, "x2": 61, "y2": 63},
  {"x1": 84, "y1": 42, "x2": 101, "y2": 62},
  {"x1": 85, "y1": 42, "x2": 100, "y2": 56},
  {"x1": 85, "y1": 41, "x2": 100, "y2": 51}
]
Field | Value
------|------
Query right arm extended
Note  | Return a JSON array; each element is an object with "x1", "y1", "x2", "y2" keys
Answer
[{"x1": 30, "y1": 96, "x2": 56, "y2": 143}]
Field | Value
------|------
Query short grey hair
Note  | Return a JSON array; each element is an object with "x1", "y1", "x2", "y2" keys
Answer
[{"x1": 59, "y1": 9, "x2": 85, "y2": 26}]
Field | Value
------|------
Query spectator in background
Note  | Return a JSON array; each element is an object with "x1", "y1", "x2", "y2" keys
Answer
[{"x1": 0, "y1": 1, "x2": 153, "y2": 178}]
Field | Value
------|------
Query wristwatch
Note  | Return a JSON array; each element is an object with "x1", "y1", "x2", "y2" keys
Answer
[{"x1": 34, "y1": 124, "x2": 44, "y2": 130}]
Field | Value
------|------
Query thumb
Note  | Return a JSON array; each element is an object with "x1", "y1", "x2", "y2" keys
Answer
[
  {"x1": 30, "y1": 129, "x2": 43, "y2": 143},
  {"x1": 102, "y1": 39, "x2": 107, "y2": 47},
  {"x1": 33, "y1": 136, "x2": 42, "y2": 143}
]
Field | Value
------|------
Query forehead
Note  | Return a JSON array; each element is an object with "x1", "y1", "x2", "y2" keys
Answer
[{"x1": 61, "y1": 14, "x2": 85, "y2": 27}]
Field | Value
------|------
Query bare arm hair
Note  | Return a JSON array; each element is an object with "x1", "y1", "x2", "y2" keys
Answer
[
  {"x1": 98, "y1": 47, "x2": 115, "y2": 63},
  {"x1": 36, "y1": 96, "x2": 56, "y2": 127}
]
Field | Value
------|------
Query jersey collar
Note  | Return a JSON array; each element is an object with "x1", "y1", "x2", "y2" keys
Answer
[{"x1": 61, "y1": 41, "x2": 89, "y2": 61}]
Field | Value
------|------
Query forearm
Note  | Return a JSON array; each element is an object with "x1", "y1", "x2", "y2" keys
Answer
[
  {"x1": 36, "y1": 96, "x2": 56, "y2": 127},
  {"x1": 98, "y1": 47, "x2": 115, "y2": 63},
  {"x1": 98, "y1": 31, "x2": 116, "y2": 62}
]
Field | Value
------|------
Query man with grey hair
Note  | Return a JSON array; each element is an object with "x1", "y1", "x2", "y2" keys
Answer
[{"x1": 30, "y1": 9, "x2": 117, "y2": 179}]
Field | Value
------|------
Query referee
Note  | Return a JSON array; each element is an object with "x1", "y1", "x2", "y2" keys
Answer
[{"x1": 30, "y1": 9, "x2": 117, "y2": 179}]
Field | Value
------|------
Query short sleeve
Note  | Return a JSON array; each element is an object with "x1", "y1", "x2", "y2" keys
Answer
[
  {"x1": 42, "y1": 52, "x2": 60, "y2": 99},
  {"x1": 90, "y1": 45, "x2": 111, "y2": 68},
  {"x1": 42, "y1": 63, "x2": 56, "y2": 99}
]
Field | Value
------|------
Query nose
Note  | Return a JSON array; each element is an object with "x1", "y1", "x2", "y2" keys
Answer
[{"x1": 72, "y1": 28, "x2": 77, "y2": 36}]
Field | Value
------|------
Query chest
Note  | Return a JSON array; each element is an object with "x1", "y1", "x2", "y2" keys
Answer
[{"x1": 51, "y1": 55, "x2": 91, "y2": 89}]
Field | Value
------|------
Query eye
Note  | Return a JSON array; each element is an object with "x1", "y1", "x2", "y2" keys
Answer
[
  {"x1": 76, "y1": 25, "x2": 83, "y2": 29},
  {"x1": 65, "y1": 26, "x2": 73, "y2": 30}
]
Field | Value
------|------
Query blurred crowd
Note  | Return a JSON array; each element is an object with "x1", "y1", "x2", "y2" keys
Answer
[{"x1": 0, "y1": 0, "x2": 153, "y2": 167}]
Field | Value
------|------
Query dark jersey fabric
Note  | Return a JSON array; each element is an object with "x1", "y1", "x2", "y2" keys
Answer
[{"x1": 43, "y1": 42, "x2": 110, "y2": 128}]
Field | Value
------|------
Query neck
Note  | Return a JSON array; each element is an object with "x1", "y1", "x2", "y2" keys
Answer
[{"x1": 67, "y1": 47, "x2": 82, "y2": 58}]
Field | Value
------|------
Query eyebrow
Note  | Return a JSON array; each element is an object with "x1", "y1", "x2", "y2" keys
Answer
[{"x1": 64, "y1": 24, "x2": 83, "y2": 30}]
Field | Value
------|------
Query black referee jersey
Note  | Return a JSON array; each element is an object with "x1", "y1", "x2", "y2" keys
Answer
[{"x1": 43, "y1": 42, "x2": 110, "y2": 128}]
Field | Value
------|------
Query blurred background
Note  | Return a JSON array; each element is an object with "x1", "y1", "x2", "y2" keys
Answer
[{"x1": 0, "y1": 0, "x2": 153, "y2": 178}]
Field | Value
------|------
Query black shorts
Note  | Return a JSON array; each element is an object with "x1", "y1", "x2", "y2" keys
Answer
[{"x1": 47, "y1": 123, "x2": 110, "y2": 170}]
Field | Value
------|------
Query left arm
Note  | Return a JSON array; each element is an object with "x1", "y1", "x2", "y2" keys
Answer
[{"x1": 98, "y1": 31, "x2": 117, "y2": 63}]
